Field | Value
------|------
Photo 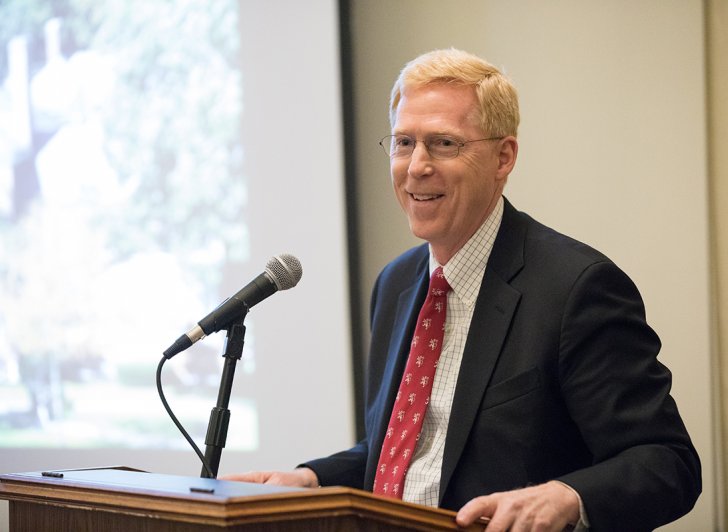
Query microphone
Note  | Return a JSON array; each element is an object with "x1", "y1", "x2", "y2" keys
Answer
[{"x1": 163, "y1": 254, "x2": 302, "y2": 358}]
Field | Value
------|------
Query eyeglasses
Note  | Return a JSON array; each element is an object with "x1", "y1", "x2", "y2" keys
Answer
[{"x1": 379, "y1": 134, "x2": 503, "y2": 160}]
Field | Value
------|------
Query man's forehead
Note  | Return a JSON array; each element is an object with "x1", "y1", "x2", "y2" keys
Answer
[{"x1": 394, "y1": 84, "x2": 481, "y2": 132}]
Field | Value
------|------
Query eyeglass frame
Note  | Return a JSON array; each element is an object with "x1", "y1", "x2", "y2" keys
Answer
[{"x1": 379, "y1": 133, "x2": 504, "y2": 160}]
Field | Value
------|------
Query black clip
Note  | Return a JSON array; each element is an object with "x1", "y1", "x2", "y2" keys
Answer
[{"x1": 189, "y1": 486, "x2": 215, "y2": 494}]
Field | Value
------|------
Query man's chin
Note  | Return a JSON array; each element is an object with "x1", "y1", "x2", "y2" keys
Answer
[{"x1": 407, "y1": 223, "x2": 436, "y2": 243}]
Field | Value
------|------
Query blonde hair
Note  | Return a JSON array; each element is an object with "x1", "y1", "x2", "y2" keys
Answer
[{"x1": 389, "y1": 48, "x2": 520, "y2": 137}]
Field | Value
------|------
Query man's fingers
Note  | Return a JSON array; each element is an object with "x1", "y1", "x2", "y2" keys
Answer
[
  {"x1": 456, "y1": 495, "x2": 496, "y2": 527},
  {"x1": 220, "y1": 468, "x2": 319, "y2": 488},
  {"x1": 456, "y1": 483, "x2": 579, "y2": 532},
  {"x1": 219, "y1": 471, "x2": 272, "y2": 483},
  {"x1": 457, "y1": 493, "x2": 517, "y2": 532}
]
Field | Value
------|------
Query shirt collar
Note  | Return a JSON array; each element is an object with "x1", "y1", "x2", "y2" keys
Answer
[{"x1": 429, "y1": 196, "x2": 504, "y2": 308}]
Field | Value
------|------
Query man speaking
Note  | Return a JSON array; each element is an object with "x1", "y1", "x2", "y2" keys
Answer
[{"x1": 225, "y1": 49, "x2": 701, "y2": 531}]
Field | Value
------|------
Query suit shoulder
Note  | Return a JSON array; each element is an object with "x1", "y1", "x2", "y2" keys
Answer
[
  {"x1": 370, "y1": 244, "x2": 428, "y2": 297},
  {"x1": 497, "y1": 205, "x2": 645, "y2": 310},
  {"x1": 379, "y1": 244, "x2": 429, "y2": 280},
  {"x1": 519, "y1": 210, "x2": 612, "y2": 269}
]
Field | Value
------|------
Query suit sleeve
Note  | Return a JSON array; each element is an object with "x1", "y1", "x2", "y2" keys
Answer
[
  {"x1": 555, "y1": 261, "x2": 701, "y2": 531},
  {"x1": 302, "y1": 440, "x2": 368, "y2": 488}
]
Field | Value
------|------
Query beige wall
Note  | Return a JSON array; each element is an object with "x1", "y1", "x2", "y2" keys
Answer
[
  {"x1": 349, "y1": 1, "x2": 715, "y2": 530},
  {"x1": 708, "y1": 0, "x2": 728, "y2": 528}
]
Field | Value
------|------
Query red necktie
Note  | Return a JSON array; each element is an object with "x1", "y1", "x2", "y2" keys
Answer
[{"x1": 372, "y1": 267, "x2": 450, "y2": 499}]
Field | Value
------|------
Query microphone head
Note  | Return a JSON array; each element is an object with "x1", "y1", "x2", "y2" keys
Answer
[{"x1": 265, "y1": 254, "x2": 302, "y2": 291}]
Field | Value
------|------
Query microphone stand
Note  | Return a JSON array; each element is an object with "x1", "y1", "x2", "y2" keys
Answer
[{"x1": 200, "y1": 307, "x2": 248, "y2": 478}]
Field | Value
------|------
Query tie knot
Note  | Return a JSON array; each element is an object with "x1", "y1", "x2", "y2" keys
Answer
[{"x1": 429, "y1": 267, "x2": 450, "y2": 297}]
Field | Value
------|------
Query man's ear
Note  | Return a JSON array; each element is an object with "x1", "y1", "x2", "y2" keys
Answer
[{"x1": 496, "y1": 136, "x2": 518, "y2": 181}]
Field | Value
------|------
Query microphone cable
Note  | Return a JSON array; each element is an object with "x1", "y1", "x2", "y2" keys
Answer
[{"x1": 156, "y1": 355, "x2": 215, "y2": 478}]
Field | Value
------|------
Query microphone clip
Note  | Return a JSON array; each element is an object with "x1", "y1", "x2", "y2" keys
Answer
[{"x1": 220, "y1": 306, "x2": 248, "y2": 361}]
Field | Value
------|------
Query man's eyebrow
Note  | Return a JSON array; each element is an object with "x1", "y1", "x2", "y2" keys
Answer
[{"x1": 390, "y1": 130, "x2": 461, "y2": 137}]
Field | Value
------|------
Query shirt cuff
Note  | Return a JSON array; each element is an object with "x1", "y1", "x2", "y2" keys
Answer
[{"x1": 554, "y1": 481, "x2": 590, "y2": 531}]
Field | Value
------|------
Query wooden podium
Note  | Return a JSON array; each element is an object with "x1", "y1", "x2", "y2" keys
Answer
[{"x1": 0, "y1": 467, "x2": 483, "y2": 531}]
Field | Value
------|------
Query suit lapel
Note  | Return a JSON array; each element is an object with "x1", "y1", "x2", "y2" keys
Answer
[{"x1": 439, "y1": 198, "x2": 527, "y2": 503}]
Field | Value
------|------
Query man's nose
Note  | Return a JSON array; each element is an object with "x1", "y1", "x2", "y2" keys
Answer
[{"x1": 407, "y1": 142, "x2": 434, "y2": 178}]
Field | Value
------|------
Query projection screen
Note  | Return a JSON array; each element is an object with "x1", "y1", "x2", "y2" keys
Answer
[{"x1": 0, "y1": 0, "x2": 354, "y2": 479}]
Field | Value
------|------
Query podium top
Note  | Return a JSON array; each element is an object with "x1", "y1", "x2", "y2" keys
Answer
[
  {"x1": 0, "y1": 466, "x2": 483, "y2": 531},
  {"x1": 1, "y1": 466, "x2": 306, "y2": 501}
]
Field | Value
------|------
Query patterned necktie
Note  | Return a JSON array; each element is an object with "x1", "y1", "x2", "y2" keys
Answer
[{"x1": 372, "y1": 267, "x2": 450, "y2": 499}]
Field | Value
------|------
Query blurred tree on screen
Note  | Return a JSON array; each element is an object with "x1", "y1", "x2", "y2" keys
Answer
[
  {"x1": 69, "y1": 0, "x2": 247, "y2": 272},
  {"x1": 0, "y1": 0, "x2": 245, "y2": 433}
]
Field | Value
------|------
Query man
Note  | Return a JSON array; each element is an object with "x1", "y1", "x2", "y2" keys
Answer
[{"x1": 225, "y1": 49, "x2": 701, "y2": 531}]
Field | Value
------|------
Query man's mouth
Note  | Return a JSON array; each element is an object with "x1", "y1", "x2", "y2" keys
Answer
[{"x1": 410, "y1": 193, "x2": 443, "y2": 201}]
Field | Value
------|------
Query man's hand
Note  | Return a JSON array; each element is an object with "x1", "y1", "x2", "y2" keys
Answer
[
  {"x1": 455, "y1": 481, "x2": 580, "y2": 531},
  {"x1": 220, "y1": 467, "x2": 319, "y2": 488}
]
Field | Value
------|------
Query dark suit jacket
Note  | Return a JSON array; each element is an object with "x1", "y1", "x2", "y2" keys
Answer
[{"x1": 306, "y1": 198, "x2": 701, "y2": 531}]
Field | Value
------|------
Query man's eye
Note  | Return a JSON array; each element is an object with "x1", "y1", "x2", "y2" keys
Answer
[
  {"x1": 395, "y1": 136, "x2": 413, "y2": 147},
  {"x1": 431, "y1": 136, "x2": 457, "y2": 147}
]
